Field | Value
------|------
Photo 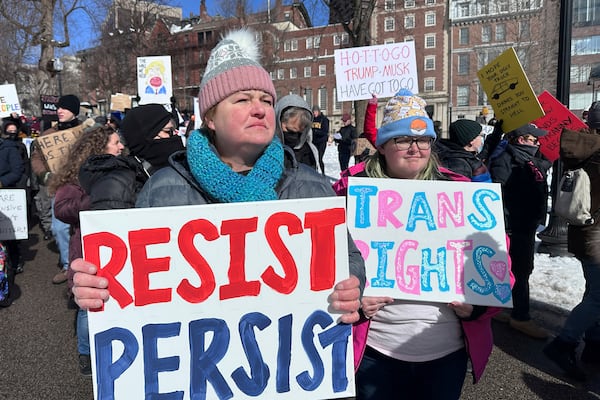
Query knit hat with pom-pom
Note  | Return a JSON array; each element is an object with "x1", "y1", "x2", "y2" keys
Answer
[
  {"x1": 198, "y1": 29, "x2": 276, "y2": 119},
  {"x1": 376, "y1": 89, "x2": 436, "y2": 147}
]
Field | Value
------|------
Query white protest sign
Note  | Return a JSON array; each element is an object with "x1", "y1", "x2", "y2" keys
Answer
[
  {"x1": 0, "y1": 189, "x2": 28, "y2": 240},
  {"x1": 0, "y1": 84, "x2": 21, "y2": 118},
  {"x1": 334, "y1": 41, "x2": 418, "y2": 101},
  {"x1": 347, "y1": 178, "x2": 511, "y2": 307},
  {"x1": 81, "y1": 197, "x2": 354, "y2": 400},
  {"x1": 137, "y1": 56, "x2": 173, "y2": 105}
]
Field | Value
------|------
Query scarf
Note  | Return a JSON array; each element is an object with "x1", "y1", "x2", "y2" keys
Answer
[{"x1": 187, "y1": 129, "x2": 284, "y2": 203}]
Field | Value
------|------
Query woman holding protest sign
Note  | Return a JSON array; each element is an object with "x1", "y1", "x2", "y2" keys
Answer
[
  {"x1": 71, "y1": 29, "x2": 364, "y2": 325},
  {"x1": 49, "y1": 124, "x2": 124, "y2": 376},
  {"x1": 333, "y1": 89, "x2": 502, "y2": 400}
]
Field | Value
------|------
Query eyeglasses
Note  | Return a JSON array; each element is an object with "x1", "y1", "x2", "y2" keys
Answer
[
  {"x1": 392, "y1": 136, "x2": 433, "y2": 150},
  {"x1": 524, "y1": 135, "x2": 539, "y2": 145}
]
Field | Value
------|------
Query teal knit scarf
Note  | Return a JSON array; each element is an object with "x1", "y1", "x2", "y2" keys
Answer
[{"x1": 187, "y1": 129, "x2": 284, "y2": 203}]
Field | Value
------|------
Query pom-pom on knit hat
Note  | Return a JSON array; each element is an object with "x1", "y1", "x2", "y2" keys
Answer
[
  {"x1": 198, "y1": 29, "x2": 276, "y2": 119},
  {"x1": 376, "y1": 89, "x2": 436, "y2": 147},
  {"x1": 449, "y1": 119, "x2": 483, "y2": 147},
  {"x1": 57, "y1": 94, "x2": 80, "y2": 116}
]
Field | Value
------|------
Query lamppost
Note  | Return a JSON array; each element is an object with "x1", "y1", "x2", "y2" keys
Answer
[{"x1": 52, "y1": 58, "x2": 64, "y2": 96}]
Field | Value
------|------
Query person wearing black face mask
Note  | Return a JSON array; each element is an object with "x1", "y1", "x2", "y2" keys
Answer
[
  {"x1": 79, "y1": 104, "x2": 185, "y2": 212},
  {"x1": 275, "y1": 94, "x2": 320, "y2": 173}
]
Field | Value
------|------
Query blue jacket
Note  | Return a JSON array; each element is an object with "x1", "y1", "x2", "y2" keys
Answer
[
  {"x1": 0, "y1": 138, "x2": 24, "y2": 188},
  {"x1": 136, "y1": 146, "x2": 366, "y2": 293}
]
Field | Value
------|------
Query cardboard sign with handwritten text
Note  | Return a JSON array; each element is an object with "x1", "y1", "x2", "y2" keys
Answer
[{"x1": 35, "y1": 125, "x2": 86, "y2": 173}]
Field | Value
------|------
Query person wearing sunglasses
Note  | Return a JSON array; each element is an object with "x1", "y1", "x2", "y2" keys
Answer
[
  {"x1": 333, "y1": 89, "x2": 499, "y2": 400},
  {"x1": 488, "y1": 123, "x2": 551, "y2": 339}
]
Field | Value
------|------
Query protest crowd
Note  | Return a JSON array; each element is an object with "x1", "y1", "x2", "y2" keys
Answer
[{"x1": 1, "y1": 27, "x2": 600, "y2": 400}]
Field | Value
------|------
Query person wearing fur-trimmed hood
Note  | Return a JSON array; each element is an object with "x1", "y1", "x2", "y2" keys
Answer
[{"x1": 275, "y1": 94, "x2": 321, "y2": 173}]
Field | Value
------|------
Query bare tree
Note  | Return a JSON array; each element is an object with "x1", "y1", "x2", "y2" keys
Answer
[
  {"x1": 0, "y1": 0, "x2": 88, "y2": 99},
  {"x1": 79, "y1": 0, "x2": 180, "y2": 104},
  {"x1": 321, "y1": 0, "x2": 377, "y2": 134}
]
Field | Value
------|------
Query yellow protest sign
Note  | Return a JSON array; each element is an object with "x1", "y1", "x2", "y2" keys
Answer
[{"x1": 477, "y1": 48, "x2": 543, "y2": 132}]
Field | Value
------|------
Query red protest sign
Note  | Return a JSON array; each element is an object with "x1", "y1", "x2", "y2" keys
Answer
[{"x1": 534, "y1": 91, "x2": 588, "y2": 162}]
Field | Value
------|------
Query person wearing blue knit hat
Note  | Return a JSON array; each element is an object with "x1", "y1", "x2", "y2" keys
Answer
[{"x1": 333, "y1": 89, "x2": 498, "y2": 399}]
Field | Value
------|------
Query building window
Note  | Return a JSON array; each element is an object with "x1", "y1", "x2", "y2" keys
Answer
[
  {"x1": 425, "y1": 34, "x2": 436, "y2": 49},
  {"x1": 477, "y1": 0, "x2": 489, "y2": 14},
  {"x1": 333, "y1": 33, "x2": 350, "y2": 46},
  {"x1": 385, "y1": 0, "x2": 395, "y2": 11},
  {"x1": 319, "y1": 65, "x2": 326, "y2": 76},
  {"x1": 424, "y1": 78, "x2": 435, "y2": 92},
  {"x1": 306, "y1": 37, "x2": 313, "y2": 49},
  {"x1": 384, "y1": 38, "x2": 395, "y2": 44},
  {"x1": 574, "y1": 0, "x2": 600, "y2": 25},
  {"x1": 498, "y1": 0, "x2": 509, "y2": 12},
  {"x1": 405, "y1": 14, "x2": 415, "y2": 29},
  {"x1": 277, "y1": 69, "x2": 285, "y2": 80},
  {"x1": 495, "y1": 24, "x2": 506, "y2": 41},
  {"x1": 459, "y1": 27, "x2": 469, "y2": 45},
  {"x1": 424, "y1": 56, "x2": 435, "y2": 70},
  {"x1": 516, "y1": 48, "x2": 530, "y2": 69},
  {"x1": 458, "y1": 54, "x2": 470, "y2": 75},
  {"x1": 459, "y1": 3, "x2": 470, "y2": 17},
  {"x1": 477, "y1": 85, "x2": 487, "y2": 105},
  {"x1": 318, "y1": 87, "x2": 327, "y2": 111},
  {"x1": 284, "y1": 39, "x2": 298, "y2": 51},
  {"x1": 290, "y1": 67, "x2": 297, "y2": 79},
  {"x1": 572, "y1": 36, "x2": 600, "y2": 56},
  {"x1": 482, "y1": 26, "x2": 491, "y2": 42},
  {"x1": 334, "y1": 89, "x2": 342, "y2": 111},
  {"x1": 304, "y1": 88, "x2": 313, "y2": 107},
  {"x1": 519, "y1": 20, "x2": 530, "y2": 39},
  {"x1": 457, "y1": 86, "x2": 470, "y2": 106},
  {"x1": 570, "y1": 64, "x2": 592, "y2": 84},
  {"x1": 405, "y1": 0, "x2": 415, "y2": 7},
  {"x1": 304, "y1": 66, "x2": 311, "y2": 78},
  {"x1": 425, "y1": 0, "x2": 435, "y2": 4},
  {"x1": 519, "y1": 0, "x2": 531, "y2": 9},
  {"x1": 404, "y1": 35, "x2": 414, "y2": 41},
  {"x1": 425, "y1": 12, "x2": 436, "y2": 27},
  {"x1": 314, "y1": 36, "x2": 321, "y2": 48},
  {"x1": 385, "y1": 17, "x2": 395, "y2": 31}
]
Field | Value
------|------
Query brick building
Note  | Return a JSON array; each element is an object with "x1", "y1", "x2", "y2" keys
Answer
[{"x1": 74, "y1": 0, "x2": 598, "y2": 135}]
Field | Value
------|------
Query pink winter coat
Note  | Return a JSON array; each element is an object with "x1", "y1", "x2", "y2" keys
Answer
[{"x1": 333, "y1": 161, "x2": 510, "y2": 384}]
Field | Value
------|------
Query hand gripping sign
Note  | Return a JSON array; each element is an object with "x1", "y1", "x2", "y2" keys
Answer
[{"x1": 80, "y1": 197, "x2": 354, "y2": 400}]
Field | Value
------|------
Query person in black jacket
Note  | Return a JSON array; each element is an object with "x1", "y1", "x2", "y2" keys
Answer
[
  {"x1": 0, "y1": 127, "x2": 25, "y2": 275},
  {"x1": 488, "y1": 123, "x2": 551, "y2": 339},
  {"x1": 435, "y1": 119, "x2": 491, "y2": 182},
  {"x1": 312, "y1": 105, "x2": 330, "y2": 173},
  {"x1": 79, "y1": 104, "x2": 185, "y2": 211},
  {"x1": 334, "y1": 112, "x2": 357, "y2": 171}
]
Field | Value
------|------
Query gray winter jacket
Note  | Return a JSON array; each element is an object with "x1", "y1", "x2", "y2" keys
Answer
[{"x1": 136, "y1": 146, "x2": 366, "y2": 293}]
